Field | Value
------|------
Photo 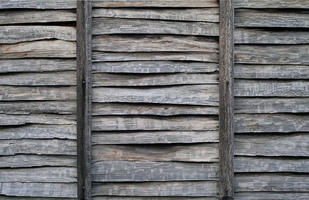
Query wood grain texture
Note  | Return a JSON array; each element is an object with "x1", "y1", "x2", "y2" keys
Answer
[
  {"x1": 235, "y1": 192, "x2": 309, "y2": 200},
  {"x1": 93, "y1": 18, "x2": 218, "y2": 36},
  {"x1": 92, "y1": 161, "x2": 218, "y2": 182},
  {"x1": 92, "y1": 181, "x2": 217, "y2": 197},
  {"x1": 93, "y1": 8, "x2": 219, "y2": 22},
  {"x1": 93, "y1": 197, "x2": 216, "y2": 200},
  {"x1": 0, "y1": 0, "x2": 76, "y2": 9},
  {"x1": 0, "y1": 197, "x2": 77, "y2": 200},
  {"x1": 92, "y1": 144, "x2": 218, "y2": 162},
  {"x1": 234, "y1": 0, "x2": 309, "y2": 8}
]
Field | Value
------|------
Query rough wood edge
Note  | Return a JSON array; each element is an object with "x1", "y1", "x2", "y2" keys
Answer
[
  {"x1": 219, "y1": 0, "x2": 234, "y2": 199},
  {"x1": 77, "y1": 0, "x2": 92, "y2": 200}
]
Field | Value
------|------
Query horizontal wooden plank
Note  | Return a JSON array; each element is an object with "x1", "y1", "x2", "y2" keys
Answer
[
  {"x1": 0, "y1": 101, "x2": 76, "y2": 115},
  {"x1": 92, "y1": 131, "x2": 218, "y2": 144},
  {"x1": 93, "y1": 73, "x2": 218, "y2": 86},
  {"x1": 92, "y1": 181, "x2": 217, "y2": 196},
  {"x1": 92, "y1": 0, "x2": 219, "y2": 8},
  {"x1": 93, "y1": 18, "x2": 219, "y2": 36},
  {"x1": 0, "y1": 72, "x2": 76, "y2": 86},
  {"x1": 234, "y1": 0, "x2": 309, "y2": 8},
  {"x1": 235, "y1": 9, "x2": 309, "y2": 28},
  {"x1": 235, "y1": 29, "x2": 309, "y2": 44},
  {"x1": 93, "y1": 8, "x2": 219, "y2": 22},
  {"x1": 93, "y1": 85, "x2": 218, "y2": 106},
  {"x1": 93, "y1": 35, "x2": 218, "y2": 53},
  {"x1": 0, "y1": 139, "x2": 76, "y2": 156},
  {"x1": 93, "y1": 52, "x2": 218, "y2": 62},
  {"x1": 0, "y1": 40, "x2": 76, "y2": 59},
  {"x1": 93, "y1": 116, "x2": 218, "y2": 131},
  {"x1": 0, "y1": 26, "x2": 76, "y2": 44},
  {"x1": 0, "y1": 197, "x2": 77, "y2": 200},
  {"x1": 235, "y1": 174, "x2": 309, "y2": 192},
  {"x1": 93, "y1": 103, "x2": 218, "y2": 116},
  {"x1": 235, "y1": 45, "x2": 309, "y2": 65},
  {"x1": 235, "y1": 134, "x2": 309, "y2": 157},
  {"x1": 0, "y1": 10, "x2": 76, "y2": 25},
  {"x1": 0, "y1": 125, "x2": 76, "y2": 140},
  {"x1": 92, "y1": 144, "x2": 218, "y2": 162},
  {"x1": 235, "y1": 114, "x2": 309, "y2": 133},
  {"x1": 92, "y1": 61, "x2": 218, "y2": 74},
  {"x1": 235, "y1": 64, "x2": 309, "y2": 79},
  {"x1": 0, "y1": 167, "x2": 76, "y2": 183},
  {"x1": 0, "y1": 59, "x2": 76, "y2": 73},
  {"x1": 0, "y1": 182, "x2": 77, "y2": 198},
  {"x1": 0, "y1": 86, "x2": 76, "y2": 101},
  {"x1": 235, "y1": 98, "x2": 309, "y2": 114},
  {"x1": 92, "y1": 161, "x2": 218, "y2": 182},
  {"x1": 93, "y1": 197, "x2": 216, "y2": 200},
  {"x1": 235, "y1": 80, "x2": 309, "y2": 97},
  {"x1": 0, "y1": 155, "x2": 75, "y2": 168},
  {"x1": 235, "y1": 192, "x2": 309, "y2": 200},
  {"x1": 0, "y1": 0, "x2": 76, "y2": 9},
  {"x1": 235, "y1": 157, "x2": 309, "y2": 173}
]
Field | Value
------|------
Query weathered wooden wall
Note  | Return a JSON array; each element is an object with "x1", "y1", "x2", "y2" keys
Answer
[
  {"x1": 233, "y1": 0, "x2": 309, "y2": 199},
  {"x1": 0, "y1": 1, "x2": 78, "y2": 199}
]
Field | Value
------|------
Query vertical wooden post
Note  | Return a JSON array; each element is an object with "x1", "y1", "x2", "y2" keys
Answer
[
  {"x1": 77, "y1": 0, "x2": 92, "y2": 199},
  {"x1": 219, "y1": 0, "x2": 234, "y2": 199}
]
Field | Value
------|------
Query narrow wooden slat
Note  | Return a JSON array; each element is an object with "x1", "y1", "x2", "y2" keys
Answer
[
  {"x1": 235, "y1": 192, "x2": 309, "y2": 200},
  {"x1": 0, "y1": 197, "x2": 77, "y2": 200},
  {"x1": 93, "y1": 197, "x2": 216, "y2": 200},
  {"x1": 234, "y1": 0, "x2": 309, "y2": 8},
  {"x1": 0, "y1": 0, "x2": 76, "y2": 9}
]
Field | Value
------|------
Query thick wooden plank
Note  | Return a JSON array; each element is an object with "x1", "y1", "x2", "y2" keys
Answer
[
  {"x1": 93, "y1": 116, "x2": 218, "y2": 131},
  {"x1": 235, "y1": 29, "x2": 309, "y2": 44},
  {"x1": 93, "y1": 182, "x2": 217, "y2": 197},
  {"x1": 93, "y1": 35, "x2": 218, "y2": 52},
  {"x1": 0, "y1": 155, "x2": 75, "y2": 168},
  {"x1": 92, "y1": 61, "x2": 218, "y2": 74},
  {"x1": 0, "y1": 183, "x2": 77, "y2": 198},
  {"x1": 92, "y1": 144, "x2": 218, "y2": 162},
  {"x1": 92, "y1": 131, "x2": 218, "y2": 144},
  {"x1": 93, "y1": 197, "x2": 216, "y2": 200},
  {"x1": 235, "y1": 114, "x2": 309, "y2": 133},
  {"x1": 235, "y1": 192, "x2": 309, "y2": 200},
  {"x1": 0, "y1": 72, "x2": 76, "y2": 86},
  {"x1": 0, "y1": 0, "x2": 76, "y2": 9},
  {"x1": 235, "y1": 9, "x2": 309, "y2": 28},
  {"x1": 235, "y1": 45, "x2": 309, "y2": 65},
  {"x1": 92, "y1": 0, "x2": 219, "y2": 8},
  {"x1": 0, "y1": 167, "x2": 76, "y2": 183},
  {"x1": 93, "y1": 8, "x2": 219, "y2": 22},
  {"x1": 235, "y1": 157, "x2": 309, "y2": 173},
  {"x1": 92, "y1": 161, "x2": 218, "y2": 182},
  {"x1": 235, "y1": 64, "x2": 309, "y2": 79},
  {"x1": 93, "y1": 73, "x2": 218, "y2": 86},
  {"x1": 0, "y1": 59, "x2": 76, "y2": 73},
  {"x1": 93, "y1": 18, "x2": 219, "y2": 36},
  {"x1": 93, "y1": 103, "x2": 218, "y2": 116},
  {"x1": 0, "y1": 125, "x2": 76, "y2": 140},
  {"x1": 0, "y1": 10, "x2": 76, "y2": 25},
  {"x1": 93, "y1": 52, "x2": 218, "y2": 62},
  {"x1": 0, "y1": 40, "x2": 76, "y2": 58},
  {"x1": 235, "y1": 134, "x2": 309, "y2": 157},
  {"x1": 235, "y1": 80, "x2": 309, "y2": 97},
  {"x1": 93, "y1": 85, "x2": 218, "y2": 106},
  {"x1": 0, "y1": 26, "x2": 76, "y2": 44},
  {"x1": 0, "y1": 139, "x2": 76, "y2": 156},
  {"x1": 235, "y1": 174, "x2": 309, "y2": 192},
  {"x1": 234, "y1": 0, "x2": 309, "y2": 8},
  {"x1": 235, "y1": 98, "x2": 309, "y2": 114},
  {"x1": 0, "y1": 86, "x2": 76, "y2": 101}
]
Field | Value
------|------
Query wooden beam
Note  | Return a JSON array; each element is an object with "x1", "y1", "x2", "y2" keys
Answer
[
  {"x1": 219, "y1": 0, "x2": 234, "y2": 199},
  {"x1": 77, "y1": 0, "x2": 92, "y2": 200}
]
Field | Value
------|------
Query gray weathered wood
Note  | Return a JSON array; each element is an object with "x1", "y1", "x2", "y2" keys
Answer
[
  {"x1": 234, "y1": 0, "x2": 309, "y2": 8},
  {"x1": 235, "y1": 80, "x2": 309, "y2": 97},
  {"x1": 235, "y1": 98, "x2": 309, "y2": 114},
  {"x1": 0, "y1": 0, "x2": 76, "y2": 9},
  {"x1": 0, "y1": 139, "x2": 76, "y2": 156},
  {"x1": 235, "y1": 192, "x2": 309, "y2": 200},
  {"x1": 93, "y1": 8, "x2": 219, "y2": 22},
  {"x1": 92, "y1": 116, "x2": 218, "y2": 131},
  {"x1": 235, "y1": 114, "x2": 309, "y2": 133},
  {"x1": 0, "y1": 167, "x2": 76, "y2": 183},
  {"x1": 92, "y1": 144, "x2": 218, "y2": 162},
  {"x1": 92, "y1": 61, "x2": 218, "y2": 74},
  {"x1": 93, "y1": 85, "x2": 218, "y2": 106},
  {"x1": 93, "y1": 73, "x2": 218, "y2": 86},
  {"x1": 0, "y1": 197, "x2": 77, "y2": 200},
  {"x1": 93, "y1": 197, "x2": 216, "y2": 200},
  {"x1": 0, "y1": 26, "x2": 76, "y2": 44},
  {"x1": 93, "y1": 18, "x2": 219, "y2": 36},
  {"x1": 235, "y1": 134, "x2": 309, "y2": 156},
  {"x1": 92, "y1": 161, "x2": 218, "y2": 182}
]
